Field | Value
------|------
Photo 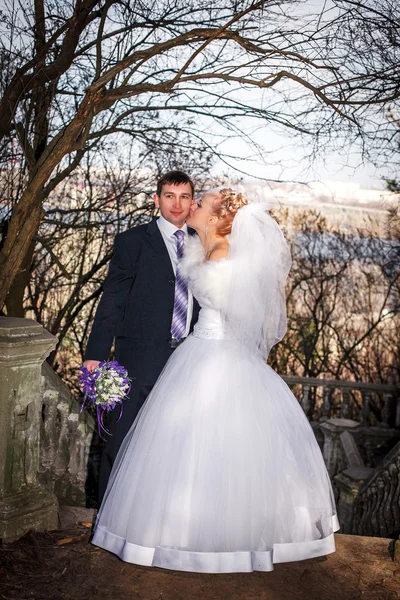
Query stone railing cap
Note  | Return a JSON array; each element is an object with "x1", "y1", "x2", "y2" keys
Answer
[
  {"x1": 0, "y1": 317, "x2": 48, "y2": 337},
  {"x1": 282, "y1": 374, "x2": 399, "y2": 393},
  {"x1": 0, "y1": 317, "x2": 57, "y2": 363},
  {"x1": 328, "y1": 418, "x2": 360, "y2": 428},
  {"x1": 343, "y1": 467, "x2": 375, "y2": 481}
]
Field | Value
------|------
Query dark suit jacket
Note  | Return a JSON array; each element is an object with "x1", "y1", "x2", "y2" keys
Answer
[{"x1": 85, "y1": 218, "x2": 200, "y2": 384}]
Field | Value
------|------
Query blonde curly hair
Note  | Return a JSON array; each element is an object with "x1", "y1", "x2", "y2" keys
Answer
[{"x1": 212, "y1": 188, "x2": 249, "y2": 237}]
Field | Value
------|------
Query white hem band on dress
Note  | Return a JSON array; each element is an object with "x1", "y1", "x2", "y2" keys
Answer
[{"x1": 92, "y1": 516, "x2": 339, "y2": 573}]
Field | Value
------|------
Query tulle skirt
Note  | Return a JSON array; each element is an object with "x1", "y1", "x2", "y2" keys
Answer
[{"x1": 92, "y1": 335, "x2": 339, "y2": 573}]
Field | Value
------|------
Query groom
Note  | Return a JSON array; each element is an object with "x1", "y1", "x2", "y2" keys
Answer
[{"x1": 84, "y1": 170, "x2": 200, "y2": 502}]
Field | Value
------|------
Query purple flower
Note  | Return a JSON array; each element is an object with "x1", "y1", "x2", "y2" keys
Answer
[{"x1": 79, "y1": 360, "x2": 131, "y2": 440}]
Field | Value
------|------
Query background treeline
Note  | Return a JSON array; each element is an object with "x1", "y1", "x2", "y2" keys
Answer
[{"x1": 2, "y1": 159, "x2": 398, "y2": 401}]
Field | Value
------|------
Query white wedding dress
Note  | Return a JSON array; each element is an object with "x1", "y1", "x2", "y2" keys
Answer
[{"x1": 92, "y1": 231, "x2": 339, "y2": 573}]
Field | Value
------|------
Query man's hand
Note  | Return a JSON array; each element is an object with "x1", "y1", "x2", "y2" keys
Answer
[{"x1": 83, "y1": 360, "x2": 101, "y2": 371}]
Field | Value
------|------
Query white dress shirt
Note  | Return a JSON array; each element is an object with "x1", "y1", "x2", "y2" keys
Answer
[{"x1": 157, "y1": 215, "x2": 194, "y2": 338}]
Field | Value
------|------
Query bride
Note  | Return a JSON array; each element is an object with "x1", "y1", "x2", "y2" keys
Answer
[{"x1": 92, "y1": 188, "x2": 339, "y2": 573}]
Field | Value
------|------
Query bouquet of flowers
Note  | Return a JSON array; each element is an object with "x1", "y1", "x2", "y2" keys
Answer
[{"x1": 79, "y1": 360, "x2": 131, "y2": 440}]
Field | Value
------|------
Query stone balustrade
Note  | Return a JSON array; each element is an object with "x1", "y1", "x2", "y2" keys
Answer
[
  {"x1": 0, "y1": 317, "x2": 59, "y2": 541},
  {"x1": 281, "y1": 374, "x2": 400, "y2": 428},
  {"x1": 280, "y1": 375, "x2": 400, "y2": 537},
  {"x1": 40, "y1": 361, "x2": 99, "y2": 508},
  {"x1": 335, "y1": 437, "x2": 400, "y2": 538},
  {"x1": 352, "y1": 438, "x2": 400, "y2": 538}
]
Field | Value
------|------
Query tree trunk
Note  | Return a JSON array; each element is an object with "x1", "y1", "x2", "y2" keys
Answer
[
  {"x1": 0, "y1": 92, "x2": 99, "y2": 309},
  {"x1": 5, "y1": 237, "x2": 36, "y2": 317}
]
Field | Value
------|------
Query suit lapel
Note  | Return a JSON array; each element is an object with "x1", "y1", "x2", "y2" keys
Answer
[{"x1": 146, "y1": 219, "x2": 174, "y2": 276}]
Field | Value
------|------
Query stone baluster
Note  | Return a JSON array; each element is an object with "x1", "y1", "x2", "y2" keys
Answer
[
  {"x1": 78, "y1": 422, "x2": 89, "y2": 487},
  {"x1": 366, "y1": 486, "x2": 377, "y2": 536},
  {"x1": 372, "y1": 479, "x2": 385, "y2": 536},
  {"x1": 381, "y1": 393, "x2": 392, "y2": 428},
  {"x1": 357, "y1": 488, "x2": 370, "y2": 535},
  {"x1": 54, "y1": 400, "x2": 71, "y2": 477},
  {"x1": 361, "y1": 391, "x2": 371, "y2": 424},
  {"x1": 381, "y1": 470, "x2": 394, "y2": 537},
  {"x1": 320, "y1": 385, "x2": 331, "y2": 421},
  {"x1": 396, "y1": 396, "x2": 400, "y2": 428},
  {"x1": 301, "y1": 383, "x2": 311, "y2": 416},
  {"x1": 68, "y1": 415, "x2": 80, "y2": 480},
  {"x1": 392, "y1": 458, "x2": 400, "y2": 528},
  {"x1": 65, "y1": 414, "x2": 89, "y2": 506},
  {"x1": 341, "y1": 390, "x2": 350, "y2": 418},
  {"x1": 40, "y1": 387, "x2": 59, "y2": 470},
  {"x1": 0, "y1": 317, "x2": 59, "y2": 541},
  {"x1": 367, "y1": 487, "x2": 377, "y2": 536}
]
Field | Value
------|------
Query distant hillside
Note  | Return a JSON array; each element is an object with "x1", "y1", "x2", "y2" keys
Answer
[{"x1": 236, "y1": 180, "x2": 398, "y2": 234}]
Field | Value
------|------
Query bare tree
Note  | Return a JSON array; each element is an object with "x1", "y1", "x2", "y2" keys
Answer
[
  {"x1": 268, "y1": 205, "x2": 400, "y2": 419},
  {"x1": 1, "y1": 0, "x2": 400, "y2": 309}
]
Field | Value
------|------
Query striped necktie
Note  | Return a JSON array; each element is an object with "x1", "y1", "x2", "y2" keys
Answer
[{"x1": 171, "y1": 229, "x2": 188, "y2": 341}]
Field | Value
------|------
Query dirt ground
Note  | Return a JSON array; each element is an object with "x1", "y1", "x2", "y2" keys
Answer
[{"x1": 0, "y1": 525, "x2": 399, "y2": 600}]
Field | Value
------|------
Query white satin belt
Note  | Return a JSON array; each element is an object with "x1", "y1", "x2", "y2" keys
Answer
[{"x1": 193, "y1": 307, "x2": 232, "y2": 340}]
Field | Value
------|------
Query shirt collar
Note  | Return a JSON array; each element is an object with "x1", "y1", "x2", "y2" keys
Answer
[{"x1": 157, "y1": 214, "x2": 188, "y2": 238}]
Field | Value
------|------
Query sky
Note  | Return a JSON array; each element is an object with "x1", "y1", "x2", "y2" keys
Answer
[
  {"x1": 215, "y1": 134, "x2": 392, "y2": 191},
  {"x1": 209, "y1": 0, "x2": 398, "y2": 191}
]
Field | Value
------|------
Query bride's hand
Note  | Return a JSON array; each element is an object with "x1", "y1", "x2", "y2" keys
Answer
[{"x1": 83, "y1": 359, "x2": 101, "y2": 371}]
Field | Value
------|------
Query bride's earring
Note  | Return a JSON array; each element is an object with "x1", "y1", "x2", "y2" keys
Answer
[{"x1": 205, "y1": 222, "x2": 209, "y2": 237}]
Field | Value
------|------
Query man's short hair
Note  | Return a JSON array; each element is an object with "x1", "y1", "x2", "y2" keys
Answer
[{"x1": 156, "y1": 170, "x2": 194, "y2": 197}]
